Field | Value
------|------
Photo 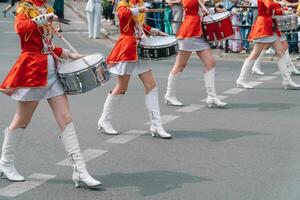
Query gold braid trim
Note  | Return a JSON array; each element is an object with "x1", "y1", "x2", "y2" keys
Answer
[{"x1": 117, "y1": 0, "x2": 145, "y2": 32}]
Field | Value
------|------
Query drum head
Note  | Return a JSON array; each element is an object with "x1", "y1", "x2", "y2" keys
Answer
[
  {"x1": 203, "y1": 11, "x2": 231, "y2": 23},
  {"x1": 59, "y1": 54, "x2": 105, "y2": 74},
  {"x1": 139, "y1": 36, "x2": 177, "y2": 47}
]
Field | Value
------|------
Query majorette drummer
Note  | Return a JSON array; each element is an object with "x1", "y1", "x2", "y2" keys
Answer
[
  {"x1": 0, "y1": 0, "x2": 101, "y2": 189},
  {"x1": 236, "y1": 0, "x2": 300, "y2": 89},
  {"x1": 164, "y1": 0, "x2": 228, "y2": 108},
  {"x1": 97, "y1": 0, "x2": 172, "y2": 139}
]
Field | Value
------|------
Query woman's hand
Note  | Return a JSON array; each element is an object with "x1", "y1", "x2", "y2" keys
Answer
[
  {"x1": 68, "y1": 52, "x2": 84, "y2": 60},
  {"x1": 158, "y1": 31, "x2": 169, "y2": 36}
]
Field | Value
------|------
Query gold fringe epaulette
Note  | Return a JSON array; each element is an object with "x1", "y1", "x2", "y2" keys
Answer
[{"x1": 16, "y1": 2, "x2": 54, "y2": 19}]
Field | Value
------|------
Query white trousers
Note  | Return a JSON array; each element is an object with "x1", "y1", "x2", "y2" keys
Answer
[{"x1": 86, "y1": 2, "x2": 102, "y2": 39}]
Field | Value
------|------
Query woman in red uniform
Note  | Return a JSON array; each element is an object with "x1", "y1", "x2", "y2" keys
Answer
[
  {"x1": 236, "y1": 0, "x2": 300, "y2": 89},
  {"x1": 0, "y1": 0, "x2": 101, "y2": 188},
  {"x1": 97, "y1": 0, "x2": 172, "y2": 138},
  {"x1": 164, "y1": 0, "x2": 227, "y2": 108}
]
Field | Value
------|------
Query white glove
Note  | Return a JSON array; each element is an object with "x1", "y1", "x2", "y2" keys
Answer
[{"x1": 32, "y1": 13, "x2": 57, "y2": 26}]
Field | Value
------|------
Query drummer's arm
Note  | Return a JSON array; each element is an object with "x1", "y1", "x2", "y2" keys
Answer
[
  {"x1": 15, "y1": 13, "x2": 37, "y2": 34},
  {"x1": 262, "y1": 0, "x2": 281, "y2": 9}
]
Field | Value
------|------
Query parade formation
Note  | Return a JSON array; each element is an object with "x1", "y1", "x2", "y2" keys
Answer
[{"x1": 0, "y1": 0, "x2": 300, "y2": 198}]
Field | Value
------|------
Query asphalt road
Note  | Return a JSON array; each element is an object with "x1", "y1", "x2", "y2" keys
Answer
[{"x1": 1, "y1": 2, "x2": 300, "y2": 200}]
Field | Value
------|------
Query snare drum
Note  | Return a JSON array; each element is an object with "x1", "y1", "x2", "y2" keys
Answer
[
  {"x1": 202, "y1": 11, "x2": 234, "y2": 42},
  {"x1": 58, "y1": 54, "x2": 110, "y2": 95},
  {"x1": 138, "y1": 36, "x2": 178, "y2": 60},
  {"x1": 273, "y1": 14, "x2": 298, "y2": 32}
]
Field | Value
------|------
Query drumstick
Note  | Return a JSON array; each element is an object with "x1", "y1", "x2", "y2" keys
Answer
[
  {"x1": 146, "y1": 8, "x2": 165, "y2": 12},
  {"x1": 52, "y1": 26, "x2": 80, "y2": 54}
]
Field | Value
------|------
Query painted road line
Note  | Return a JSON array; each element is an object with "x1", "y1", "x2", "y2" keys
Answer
[
  {"x1": 273, "y1": 71, "x2": 280, "y2": 75},
  {"x1": 248, "y1": 81, "x2": 263, "y2": 87},
  {"x1": 258, "y1": 76, "x2": 277, "y2": 81},
  {"x1": 56, "y1": 149, "x2": 107, "y2": 166},
  {"x1": 201, "y1": 95, "x2": 228, "y2": 102},
  {"x1": 176, "y1": 104, "x2": 205, "y2": 113},
  {"x1": 223, "y1": 88, "x2": 246, "y2": 94},
  {"x1": 0, "y1": 173, "x2": 56, "y2": 198},
  {"x1": 106, "y1": 130, "x2": 147, "y2": 144},
  {"x1": 145, "y1": 115, "x2": 180, "y2": 125}
]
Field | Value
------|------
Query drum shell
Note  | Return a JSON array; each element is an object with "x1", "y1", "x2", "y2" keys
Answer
[
  {"x1": 273, "y1": 14, "x2": 298, "y2": 32},
  {"x1": 58, "y1": 56, "x2": 110, "y2": 95},
  {"x1": 138, "y1": 41, "x2": 178, "y2": 60},
  {"x1": 202, "y1": 13, "x2": 234, "y2": 42}
]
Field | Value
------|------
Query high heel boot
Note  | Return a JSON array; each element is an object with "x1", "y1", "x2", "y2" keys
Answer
[
  {"x1": 146, "y1": 87, "x2": 172, "y2": 139},
  {"x1": 204, "y1": 68, "x2": 227, "y2": 108},
  {"x1": 61, "y1": 123, "x2": 101, "y2": 188},
  {"x1": 164, "y1": 73, "x2": 183, "y2": 106},
  {"x1": 251, "y1": 50, "x2": 265, "y2": 75},
  {"x1": 236, "y1": 59, "x2": 255, "y2": 89},
  {"x1": 0, "y1": 128, "x2": 25, "y2": 182},
  {"x1": 285, "y1": 50, "x2": 300, "y2": 75},
  {"x1": 278, "y1": 56, "x2": 300, "y2": 90},
  {"x1": 98, "y1": 93, "x2": 123, "y2": 135}
]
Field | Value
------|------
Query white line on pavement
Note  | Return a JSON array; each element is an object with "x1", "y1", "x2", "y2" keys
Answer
[
  {"x1": 144, "y1": 115, "x2": 180, "y2": 125},
  {"x1": 0, "y1": 173, "x2": 56, "y2": 198},
  {"x1": 273, "y1": 71, "x2": 280, "y2": 75},
  {"x1": 257, "y1": 76, "x2": 277, "y2": 81},
  {"x1": 201, "y1": 95, "x2": 228, "y2": 102},
  {"x1": 175, "y1": 104, "x2": 205, "y2": 113},
  {"x1": 106, "y1": 130, "x2": 148, "y2": 144},
  {"x1": 223, "y1": 88, "x2": 246, "y2": 94},
  {"x1": 247, "y1": 81, "x2": 264, "y2": 87},
  {"x1": 56, "y1": 149, "x2": 107, "y2": 166}
]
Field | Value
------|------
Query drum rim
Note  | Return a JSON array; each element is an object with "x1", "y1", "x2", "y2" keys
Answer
[
  {"x1": 139, "y1": 53, "x2": 178, "y2": 60},
  {"x1": 202, "y1": 11, "x2": 231, "y2": 24},
  {"x1": 138, "y1": 41, "x2": 178, "y2": 49},
  {"x1": 58, "y1": 58, "x2": 106, "y2": 75}
]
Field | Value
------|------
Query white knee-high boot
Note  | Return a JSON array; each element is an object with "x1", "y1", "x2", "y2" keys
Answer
[
  {"x1": 146, "y1": 87, "x2": 172, "y2": 139},
  {"x1": 252, "y1": 50, "x2": 265, "y2": 75},
  {"x1": 236, "y1": 59, "x2": 255, "y2": 89},
  {"x1": 277, "y1": 56, "x2": 300, "y2": 89},
  {"x1": 61, "y1": 123, "x2": 101, "y2": 188},
  {"x1": 0, "y1": 128, "x2": 25, "y2": 182},
  {"x1": 164, "y1": 72, "x2": 183, "y2": 106},
  {"x1": 285, "y1": 50, "x2": 300, "y2": 75},
  {"x1": 204, "y1": 68, "x2": 227, "y2": 108},
  {"x1": 98, "y1": 93, "x2": 123, "y2": 135}
]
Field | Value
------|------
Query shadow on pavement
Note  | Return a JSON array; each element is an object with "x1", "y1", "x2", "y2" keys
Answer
[{"x1": 98, "y1": 171, "x2": 210, "y2": 196}]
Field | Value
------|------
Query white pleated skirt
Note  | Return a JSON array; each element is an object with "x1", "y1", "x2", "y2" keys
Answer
[
  {"x1": 11, "y1": 55, "x2": 65, "y2": 101},
  {"x1": 253, "y1": 33, "x2": 279, "y2": 43},
  {"x1": 109, "y1": 59, "x2": 151, "y2": 76},
  {"x1": 178, "y1": 36, "x2": 210, "y2": 52}
]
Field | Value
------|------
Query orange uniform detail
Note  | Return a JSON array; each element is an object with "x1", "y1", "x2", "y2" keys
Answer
[
  {"x1": 106, "y1": 0, "x2": 151, "y2": 65},
  {"x1": 0, "y1": 2, "x2": 63, "y2": 95},
  {"x1": 248, "y1": 0, "x2": 281, "y2": 41},
  {"x1": 176, "y1": 0, "x2": 202, "y2": 39}
]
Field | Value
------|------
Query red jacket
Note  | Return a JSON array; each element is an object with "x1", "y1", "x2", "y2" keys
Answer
[
  {"x1": 176, "y1": 0, "x2": 202, "y2": 39},
  {"x1": 0, "y1": 10, "x2": 63, "y2": 95},
  {"x1": 106, "y1": 1, "x2": 151, "y2": 64},
  {"x1": 248, "y1": 0, "x2": 281, "y2": 41}
]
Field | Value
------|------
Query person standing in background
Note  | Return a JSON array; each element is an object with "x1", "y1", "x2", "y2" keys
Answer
[
  {"x1": 53, "y1": 0, "x2": 64, "y2": 32},
  {"x1": 166, "y1": 0, "x2": 182, "y2": 34},
  {"x1": 85, "y1": 0, "x2": 102, "y2": 39},
  {"x1": 2, "y1": 0, "x2": 20, "y2": 17}
]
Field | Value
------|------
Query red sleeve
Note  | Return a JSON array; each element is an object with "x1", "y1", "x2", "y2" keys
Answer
[
  {"x1": 262, "y1": 0, "x2": 281, "y2": 9},
  {"x1": 118, "y1": 5, "x2": 132, "y2": 18},
  {"x1": 53, "y1": 47, "x2": 63, "y2": 57},
  {"x1": 143, "y1": 24, "x2": 152, "y2": 35},
  {"x1": 14, "y1": 13, "x2": 37, "y2": 34},
  {"x1": 274, "y1": 8, "x2": 283, "y2": 15}
]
